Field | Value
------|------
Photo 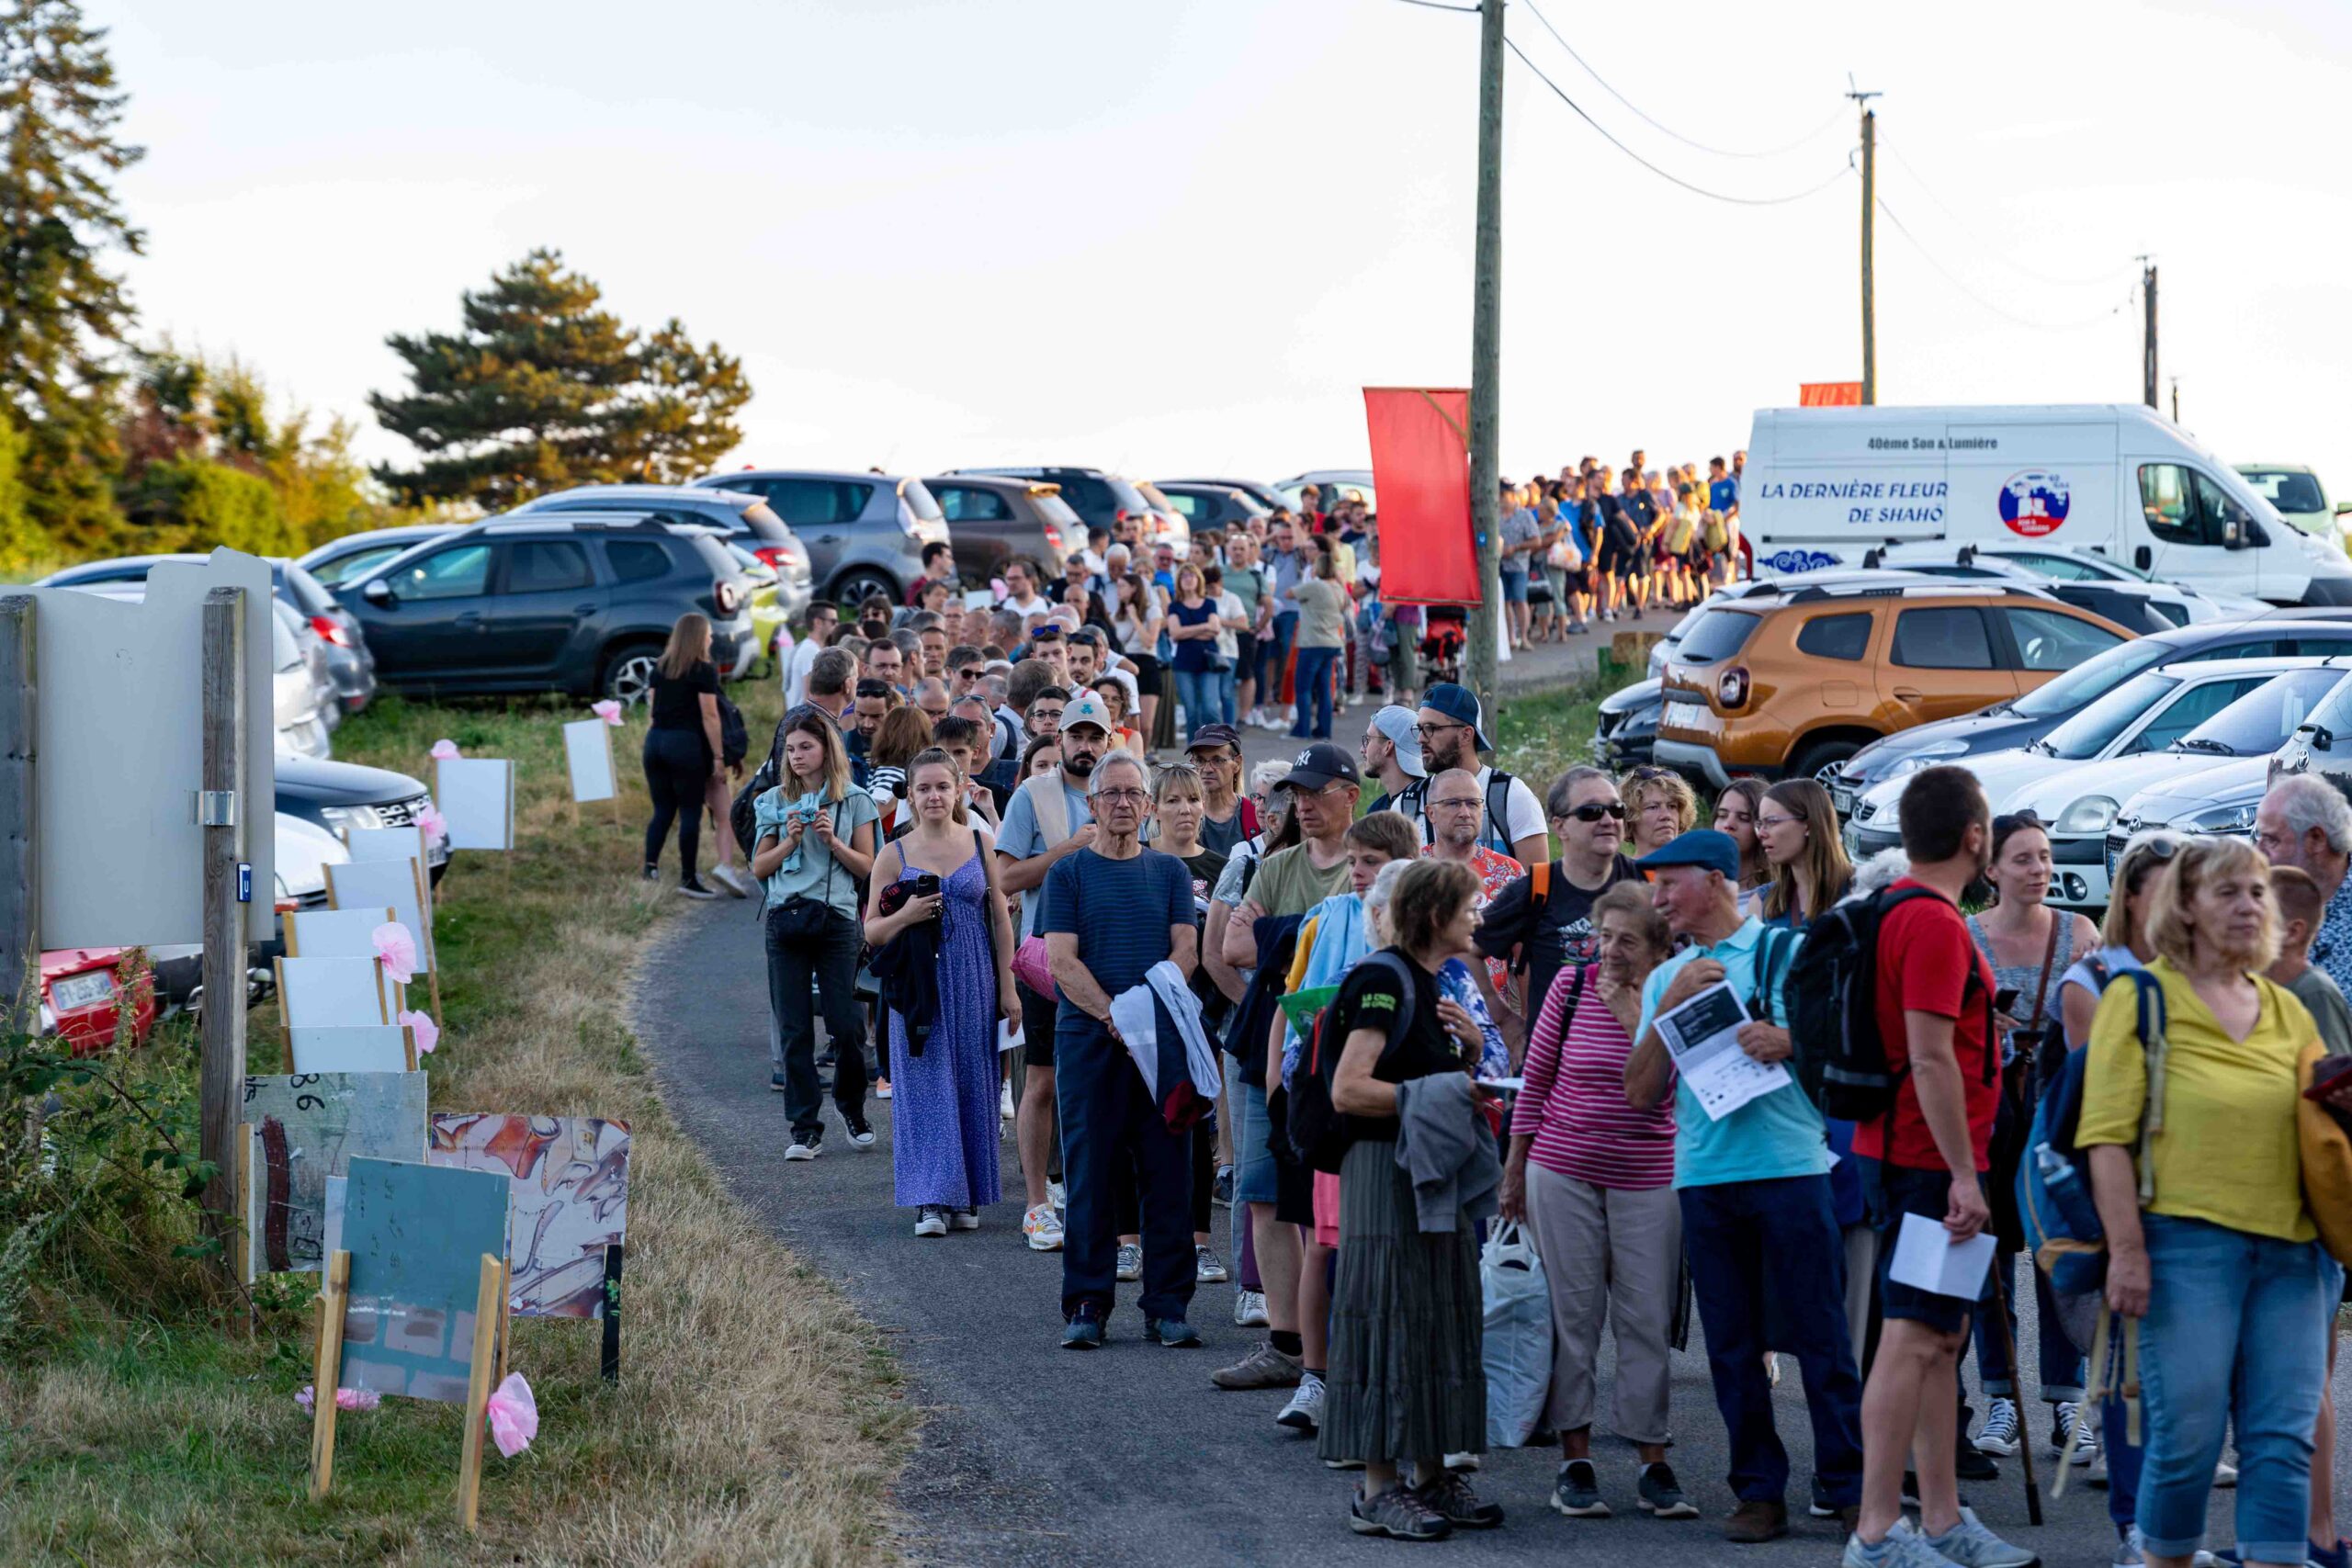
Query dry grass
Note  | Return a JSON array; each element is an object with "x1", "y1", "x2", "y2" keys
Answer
[{"x1": 1, "y1": 685, "x2": 914, "y2": 1566}]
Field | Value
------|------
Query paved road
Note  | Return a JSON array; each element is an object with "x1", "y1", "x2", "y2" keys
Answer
[{"x1": 633, "y1": 671, "x2": 2346, "y2": 1566}]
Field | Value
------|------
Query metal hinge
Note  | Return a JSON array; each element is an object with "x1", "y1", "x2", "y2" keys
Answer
[{"x1": 194, "y1": 790, "x2": 238, "y2": 827}]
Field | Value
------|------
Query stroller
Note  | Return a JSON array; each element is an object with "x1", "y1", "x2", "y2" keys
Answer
[{"x1": 1419, "y1": 606, "x2": 1467, "y2": 688}]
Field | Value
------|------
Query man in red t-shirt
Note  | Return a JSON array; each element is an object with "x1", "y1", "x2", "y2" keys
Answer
[{"x1": 1845, "y1": 766, "x2": 2032, "y2": 1568}]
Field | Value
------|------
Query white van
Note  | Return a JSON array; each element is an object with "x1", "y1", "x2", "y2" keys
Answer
[{"x1": 1743, "y1": 402, "x2": 2352, "y2": 607}]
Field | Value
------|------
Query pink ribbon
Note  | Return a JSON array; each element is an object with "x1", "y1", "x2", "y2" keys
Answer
[
  {"x1": 486, "y1": 1371, "x2": 537, "y2": 1457},
  {"x1": 371, "y1": 922, "x2": 417, "y2": 985},
  {"x1": 415, "y1": 803, "x2": 447, "y2": 844},
  {"x1": 399, "y1": 1010, "x2": 438, "y2": 1055},
  {"x1": 430, "y1": 739, "x2": 460, "y2": 760},
  {"x1": 592, "y1": 699, "x2": 624, "y2": 726},
  {"x1": 297, "y1": 1384, "x2": 379, "y2": 1413}
]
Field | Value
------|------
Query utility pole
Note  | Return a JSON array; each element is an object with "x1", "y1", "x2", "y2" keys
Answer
[
  {"x1": 1850, "y1": 84, "x2": 1880, "y2": 405},
  {"x1": 1465, "y1": 0, "x2": 1505, "y2": 708},
  {"x1": 2170, "y1": 376, "x2": 2179, "y2": 423},
  {"x1": 2139, "y1": 256, "x2": 2159, "y2": 410}
]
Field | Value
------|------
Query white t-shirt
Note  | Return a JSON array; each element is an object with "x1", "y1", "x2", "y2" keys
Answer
[
  {"x1": 1214, "y1": 590, "x2": 1244, "y2": 663},
  {"x1": 783, "y1": 637, "x2": 820, "y2": 707},
  {"x1": 1002, "y1": 592, "x2": 1047, "y2": 619}
]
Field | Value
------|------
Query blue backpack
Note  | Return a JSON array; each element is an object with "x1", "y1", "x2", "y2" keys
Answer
[{"x1": 2015, "y1": 961, "x2": 2164, "y2": 1300}]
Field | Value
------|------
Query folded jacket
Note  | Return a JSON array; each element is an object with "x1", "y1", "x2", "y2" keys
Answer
[{"x1": 1394, "y1": 1071, "x2": 1502, "y2": 1234}]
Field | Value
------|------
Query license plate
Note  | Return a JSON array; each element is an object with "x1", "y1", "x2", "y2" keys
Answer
[
  {"x1": 1661, "y1": 700, "x2": 1708, "y2": 730},
  {"x1": 1831, "y1": 785, "x2": 1854, "y2": 818},
  {"x1": 51, "y1": 970, "x2": 113, "y2": 1012}
]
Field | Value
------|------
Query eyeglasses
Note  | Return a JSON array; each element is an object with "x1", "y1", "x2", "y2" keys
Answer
[
  {"x1": 1413, "y1": 720, "x2": 1470, "y2": 739},
  {"x1": 1562, "y1": 802, "x2": 1628, "y2": 822},
  {"x1": 1430, "y1": 796, "x2": 1484, "y2": 812},
  {"x1": 1093, "y1": 788, "x2": 1150, "y2": 805},
  {"x1": 1755, "y1": 813, "x2": 1801, "y2": 830}
]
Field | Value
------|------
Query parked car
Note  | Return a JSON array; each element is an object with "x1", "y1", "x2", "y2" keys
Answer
[
  {"x1": 1158, "y1": 476, "x2": 1286, "y2": 513},
  {"x1": 1843, "y1": 655, "x2": 2330, "y2": 876},
  {"x1": 923, "y1": 473, "x2": 1086, "y2": 587},
  {"x1": 276, "y1": 599, "x2": 342, "y2": 745},
  {"x1": 517, "y1": 484, "x2": 812, "y2": 618},
  {"x1": 1850, "y1": 541, "x2": 2257, "y2": 626},
  {"x1": 1153, "y1": 480, "x2": 1271, "y2": 535},
  {"x1": 40, "y1": 946, "x2": 158, "y2": 1055},
  {"x1": 2236, "y1": 463, "x2": 2351, "y2": 551},
  {"x1": 1276, "y1": 469, "x2": 1377, "y2": 516},
  {"x1": 2006, "y1": 663, "x2": 2352, "y2": 910},
  {"x1": 947, "y1": 466, "x2": 1189, "y2": 555},
  {"x1": 724, "y1": 541, "x2": 792, "y2": 667},
  {"x1": 1652, "y1": 575, "x2": 2131, "y2": 788},
  {"x1": 334, "y1": 513, "x2": 756, "y2": 703},
  {"x1": 1593, "y1": 677, "x2": 1662, "y2": 769},
  {"x1": 1826, "y1": 617, "x2": 2352, "y2": 813},
  {"x1": 1864, "y1": 538, "x2": 2267, "y2": 610},
  {"x1": 685, "y1": 469, "x2": 941, "y2": 606},
  {"x1": 298, "y1": 524, "x2": 458, "y2": 587}
]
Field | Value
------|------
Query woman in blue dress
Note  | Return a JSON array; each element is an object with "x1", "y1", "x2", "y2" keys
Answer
[{"x1": 864, "y1": 748, "x2": 1022, "y2": 1236}]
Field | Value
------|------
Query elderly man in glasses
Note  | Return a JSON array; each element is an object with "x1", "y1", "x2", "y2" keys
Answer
[
  {"x1": 1421, "y1": 767, "x2": 1526, "y2": 1045},
  {"x1": 1473, "y1": 764, "x2": 1645, "y2": 1034},
  {"x1": 1411, "y1": 682, "x2": 1548, "y2": 866}
]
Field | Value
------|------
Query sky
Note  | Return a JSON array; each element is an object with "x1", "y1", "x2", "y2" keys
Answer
[{"x1": 103, "y1": 0, "x2": 2352, "y2": 498}]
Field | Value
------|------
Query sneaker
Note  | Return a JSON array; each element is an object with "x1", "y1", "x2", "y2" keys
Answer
[
  {"x1": 2112, "y1": 1527, "x2": 2146, "y2": 1567},
  {"x1": 1324, "y1": 1456, "x2": 1365, "y2": 1471},
  {"x1": 2087, "y1": 1442, "x2": 2109, "y2": 1488},
  {"x1": 913, "y1": 1205, "x2": 948, "y2": 1237},
  {"x1": 1973, "y1": 1396, "x2": 2021, "y2": 1457},
  {"x1": 1412, "y1": 1470, "x2": 1503, "y2": 1529},
  {"x1": 1194, "y1": 1244, "x2": 1228, "y2": 1283},
  {"x1": 1444, "y1": 1453, "x2": 1478, "y2": 1472},
  {"x1": 1551, "y1": 1459, "x2": 1610, "y2": 1518},
  {"x1": 770, "y1": 1072, "x2": 787, "y2": 1093},
  {"x1": 1765, "y1": 1350, "x2": 1782, "y2": 1386},
  {"x1": 876, "y1": 1078, "x2": 892, "y2": 1100},
  {"x1": 1048, "y1": 1179, "x2": 1066, "y2": 1211},
  {"x1": 641, "y1": 863, "x2": 661, "y2": 882},
  {"x1": 1023, "y1": 1202, "x2": 1064, "y2": 1252},
  {"x1": 2053, "y1": 1402, "x2": 2096, "y2": 1466},
  {"x1": 1844, "y1": 1517, "x2": 1966, "y2": 1568},
  {"x1": 1275, "y1": 1372, "x2": 1324, "y2": 1432},
  {"x1": 842, "y1": 1115, "x2": 876, "y2": 1150},
  {"x1": 785, "y1": 1132, "x2": 822, "y2": 1161},
  {"x1": 2212, "y1": 1457, "x2": 2237, "y2": 1488},
  {"x1": 1210, "y1": 1340, "x2": 1303, "y2": 1390},
  {"x1": 1213, "y1": 1165, "x2": 1235, "y2": 1208},
  {"x1": 1233, "y1": 1288, "x2": 1269, "y2": 1327},
  {"x1": 1001, "y1": 1080, "x2": 1016, "y2": 1121},
  {"x1": 1114, "y1": 1242, "x2": 1143, "y2": 1281},
  {"x1": 950, "y1": 1207, "x2": 979, "y2": 1231},
  {"x1": 1637, "y1": 1461, "x2": 1698, "y2": 1519},
  {"x1": 709, "y1": 863, "x2": 752, "y2": 898},
  {"x1": 675, "y1": 878, "x2": 720, "y2": 900},
  {"x1": 1809, "y1": 1479, "x2": 1841, "y2": 1519},
  {"x1": 1144, "y1": 1317, "x2": 1202, "y2": 1348},
  {"x1": 1060, "y1": 1303, "x2": 1104, "y2": 1349},
  {"x1": 1922, "y1": 1505, "x2": 2040, "y2": 1567},
  {"x1": 1724, "y1": 1497, "x2": 1788, "y2": 1544},
  {"x1": 1350, "y1": 1485, "x2": 1451, "y2": 1542},
  {"x1": 1955, "y1": 1438, "x2": 2000, "y2": 1483}
]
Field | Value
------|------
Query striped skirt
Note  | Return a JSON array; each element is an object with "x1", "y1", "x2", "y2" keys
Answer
[{"x1": 1317, "y1": 1136, "x2": 1487, "y2": 1464}]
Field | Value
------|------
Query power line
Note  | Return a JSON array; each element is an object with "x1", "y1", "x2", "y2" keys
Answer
[
  {"x1": 1518, "y1": 0, "x2": 1849, "y2": 159},
  {"x1": 1875, "y1": 134, "x2": 2138, "y2": 289},
  {"x1": 1505, "y1": 36, "x2": 1854, "y2": 207},
  {"x1": 1385, "y1": 0, "x2": 1479, "y2": 11},
  {"x1": 1874, "y1": 196, "x2": 2139, "y2": 333}
]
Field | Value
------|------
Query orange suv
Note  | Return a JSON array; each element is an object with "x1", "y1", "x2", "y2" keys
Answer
[{"x1": 1651, "y1": 574, "x2": 2132, "y2": 786}]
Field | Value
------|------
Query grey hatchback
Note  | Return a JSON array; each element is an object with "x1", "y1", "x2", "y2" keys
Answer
[{"x1": 689, "y1": 468, "x2": 946, "y2": 607}]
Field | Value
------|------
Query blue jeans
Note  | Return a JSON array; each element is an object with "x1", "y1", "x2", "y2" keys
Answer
[
  {"x1": 2135, "y1": 1213, "x2": 2330, "y2": 1562},
  {"x1": 1679, "y1": 1175, "x2": 1865, "y2": 1506},
  {"x1": 1216, "y1": 664, "x2": 1237, "y2": 725},
  {"x1": 1055, "y1": 1021, "x2": 1195, "y2": 1323},
  {"x1": 1172, "y1": 666, "x2": 1220, "y2": 735},
  {"x1": 1974, "y1": 1248, "x2": 2086, "y2": 1402},
  {"x1": 1259, "y1": 609, "x2": 1298, "y2": 698},
  {"x1": 1289, "y1": 645, "x2": 1338, "y2": 738}
]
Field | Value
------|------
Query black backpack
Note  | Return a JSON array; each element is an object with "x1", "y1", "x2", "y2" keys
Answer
[
  {"x1": 729, "y1": 715, "x2": 790, "y2": 860},
  {"x1": 1785, "y1": 886, "x2": 1994, "y2": 1122},
  {"x1": 717, "y1": 690, "x2": 750, "y2": 768},
  {"x1": 1287, "y1": 952, "x2": 1415, "y2": 1175}
]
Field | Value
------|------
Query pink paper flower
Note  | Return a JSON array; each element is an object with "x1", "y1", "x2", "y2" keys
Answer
[
  {"x1": 485, "y1": 1371, "x2": 537, "y2": 1457},
  {"x1": 371, "y1": 922, "x2": 417, "y2": 985},
  {"x1": 430, "y1": 739, "x2": 460, "y2": 760},
  {"x1": 592, "y1": 698, "x2": 624, "y2": 726},
  {"x1": 399, "y1": 1009, "x2": 438, "y2": 1055},
  {"x1": 415, "y1": 803, "x2": 448, "y2": 845},
  {"x1": 297, "y1": 1384, "x2": 380, "y2": 1414}
]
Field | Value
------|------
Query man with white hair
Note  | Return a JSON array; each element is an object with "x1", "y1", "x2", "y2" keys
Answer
[{"x1": 2257, "y1": 772, "x2": 2352, "y2": 995}]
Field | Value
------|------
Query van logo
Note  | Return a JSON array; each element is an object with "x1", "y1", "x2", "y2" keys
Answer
[
  {"x1": 1761, "y1": 548, "x2": 1840, "y2": 573},
  {"x1": 1999, "y1": 470, "x2": 2071, "y2": 537}
]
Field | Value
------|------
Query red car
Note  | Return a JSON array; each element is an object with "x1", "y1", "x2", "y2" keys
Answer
[{"x1": 41, "y1": 948, "x2": 157, "y2": 1055}]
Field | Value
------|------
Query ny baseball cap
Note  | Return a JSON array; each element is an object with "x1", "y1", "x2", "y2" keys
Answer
[
  {"x1": 1059, "y1": 691, "x2": 1114, "y2": 735},
  {"x1": 1367, "y1": 705, "x2": 1426, "y2": 779},
  {"x1": 1278, "y1": 742, "x2": 1363, "y2": 794},
  {"x1": 1419, "y1": 682, "x2": 1491, "y2": 752}
]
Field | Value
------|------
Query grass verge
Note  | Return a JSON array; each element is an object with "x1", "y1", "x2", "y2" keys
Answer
[{"x1": 3, "y1": 682, "x2": 913, "y2": 1566}]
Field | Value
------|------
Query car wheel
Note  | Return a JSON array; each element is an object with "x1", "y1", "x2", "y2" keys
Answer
[
  {"x1": 601, "y1": 642, "x2": 663, "y2": 705},
  {"x1": 830, "y1": 568, "x2": 901, "y2": 610},
  {"x1": 1790, "y1": 739, "x2": 1862, "y2": 785}
]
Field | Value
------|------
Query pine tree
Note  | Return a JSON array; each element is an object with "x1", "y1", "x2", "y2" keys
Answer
[
  {"x1": 0, "y1": 0, "x2": 143, "y2": 554},
  {"x1": 370, "y1": 249, "x2": 751, "y2": 510}
]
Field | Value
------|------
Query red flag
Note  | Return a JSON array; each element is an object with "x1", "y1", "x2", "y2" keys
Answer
[
  {"x1": 1799, "y1": 381, "x2": 1864, "y2": 407},
  {"x1": 1363, "y1": 387, "x2": 1479, "y2": 606}
]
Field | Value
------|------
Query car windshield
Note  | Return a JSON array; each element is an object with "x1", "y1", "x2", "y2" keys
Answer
[
  {"x1": 2009, "y1": 637, "x2": 2175, "y2": 719},
  {"x1": 1674, "y1": 608, "x2": 1759, "y2": 665},
  {"x1": 2240, "y1": 469, "x2": 2328, "y2": 514},
  {"x1": 2035, "y1": 672, "x2": 2180, "y2": 760},
  {"x1": 2171, "y1": 668, "x2": 2347, "y2": 756},
  {"x1": 311, "y1": 544, "x2": 408, "y2": 585}
]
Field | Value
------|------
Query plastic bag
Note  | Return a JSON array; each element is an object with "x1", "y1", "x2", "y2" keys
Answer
[{"x1": 1480, "y1": 1222, "x2": 1553, "y2": 1448}]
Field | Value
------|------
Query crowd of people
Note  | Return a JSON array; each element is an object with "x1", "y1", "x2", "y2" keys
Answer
[{"x1": 624, "y1": 444, "x2": 2352, "y2": 1562}]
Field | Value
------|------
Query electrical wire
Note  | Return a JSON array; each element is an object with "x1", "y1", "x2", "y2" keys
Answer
[
  {"x1": 1875, "y1": 134, "x2": 2139, "y2": 288},
  {"x1": 1519, "y1": 0, "x2": 1850, "y2": 159},
  {"x1": 1386, "y1": 0, "x2": 1480, "y2": 11},
  {"x1": 1505, "y1": 37, "x2": 1854, "y2": 207},
  {"x1": 1874, "y1": 196, "x2": 2139, "y2": 332}
]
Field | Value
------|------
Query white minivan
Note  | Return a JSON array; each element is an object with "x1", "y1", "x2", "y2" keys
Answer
[{"x1": 1743, "y1": 402, "x2": 2352, "y2": 607}]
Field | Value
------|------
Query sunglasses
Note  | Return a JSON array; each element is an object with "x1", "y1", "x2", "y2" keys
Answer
[
  {"x1": 1564, "y1": 802, "x2": 1629, "y2": 822},
  {"x1": 957, "y1": 667, "x2": 984, "y2": 680}
]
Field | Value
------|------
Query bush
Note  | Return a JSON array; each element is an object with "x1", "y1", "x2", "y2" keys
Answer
[{"x1": 127, "y1": 456, "x2": 303, "y2": 557}]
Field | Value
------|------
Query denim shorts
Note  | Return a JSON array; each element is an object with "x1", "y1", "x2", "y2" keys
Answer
[
  {"x1": 1498, "y1": 565, "x2": 1529, "y2": 604},
  {"x1": 1863, "y1": 1157, "x2": 1984, "y2": 1336},
  {"x1": 1230, "y1": 1057, "x2": 1281, "y2": 1205}
]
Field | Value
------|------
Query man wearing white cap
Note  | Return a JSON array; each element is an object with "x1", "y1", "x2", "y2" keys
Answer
[{"x1": 1360, "y1": 705, "x2": 1428, "y2": 820}]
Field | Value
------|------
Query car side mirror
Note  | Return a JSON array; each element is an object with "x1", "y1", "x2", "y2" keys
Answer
[
  {"x1": 362, "y1": 578, "x2": 394, "y2": 605},
  {"x1": 2134, "y1": 545, "x2": 2153, "y2": 570},
  {"x1": 2222, "y1": 521, "x2": 2246, "y2": 550}
]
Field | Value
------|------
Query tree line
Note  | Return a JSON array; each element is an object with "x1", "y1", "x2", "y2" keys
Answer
[{"x1": 0, "y1": 0, "x2": 753, "y2": 574}]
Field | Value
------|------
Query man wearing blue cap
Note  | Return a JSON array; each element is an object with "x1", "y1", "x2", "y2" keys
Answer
[
  {"x1": 1411, "y1": 683, "x2": 1546, "y2": 866},
  {"x1": 1622, "y1": 829, "x2": 1864, "y2": 1544}
]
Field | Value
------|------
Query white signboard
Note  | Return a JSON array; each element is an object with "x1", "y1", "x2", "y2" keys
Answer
[
  {"x1": 28, "y1": 550, "x2": 276, "y2": 946},
  {"x1": 435, "y1": 757, "x2": 514, "y2": 851},
  {"x1": 563, "y1": 719, "x2": 616, "y2": 804}
]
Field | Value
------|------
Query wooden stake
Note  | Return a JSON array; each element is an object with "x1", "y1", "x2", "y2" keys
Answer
[
  {"x1": 308, "y1": 1250, "x2": 351, "y2": 1501},
  {"x1": 0, "y1": 595, "x2": 37, "y2": 1043},
  {"x1": 457, "y1": 1252, "x2": 504, "y2": 1532},
  {"x1": 495, "y1": 1260, "x2": 514, "y2": 1384},
  {"x1": 232, "y1": 1132, "x2": 253, "y2": 1302},
  {"x1": 198, "y1": 588, "x2": 250, "y2": 1253},
  {"x1": 599, "y1": 1243, "x2": 624, "y2": 1382}
]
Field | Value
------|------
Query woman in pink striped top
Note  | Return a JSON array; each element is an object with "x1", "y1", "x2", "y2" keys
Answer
[{"x1": 1498, "y1": 882, "x2": 1690, "y2": 1521}]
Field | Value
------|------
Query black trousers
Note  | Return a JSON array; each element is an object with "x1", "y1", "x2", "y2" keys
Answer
[
  {"x1": 642, "y1": 728, "x2": 711, "y2": 880},
  {"x1": 1114, "y1": 1116, "x2": 1215, "y2": 1236},
  {"x1": 765, "y1": 905, "x2": 869, "y2": 1143},
  {"x1": 1057, "y1": 1023, "x2": 1194, "y2": 1322}
]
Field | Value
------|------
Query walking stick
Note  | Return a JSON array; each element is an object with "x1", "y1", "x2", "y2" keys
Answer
[{"x1": 1984, "y1": 1258, "x2": 2044, "y2": 1526}]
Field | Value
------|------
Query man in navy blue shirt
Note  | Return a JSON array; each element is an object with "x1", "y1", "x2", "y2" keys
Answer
[
  {"x1": 1044, "y1": 749, "x2": 1202, "y2": 1348},
  {"x1": 1709, "y1": 455, "x2": 1739, "y2": 513}
]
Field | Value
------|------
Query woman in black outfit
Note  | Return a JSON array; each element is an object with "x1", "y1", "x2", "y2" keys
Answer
[{"x1": 642, "y1": 612, "x2": 731, "y2": 899}]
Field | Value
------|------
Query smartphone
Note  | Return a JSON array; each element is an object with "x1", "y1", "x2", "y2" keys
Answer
[
  {"x1": 1994, "y1": 987, "x2": 2021, "y2": 1017},
  {"x1": 912, "y1": 873, "x2": 942, "y2": 900}
]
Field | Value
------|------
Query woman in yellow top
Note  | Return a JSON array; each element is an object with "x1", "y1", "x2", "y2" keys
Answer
[{"x1": 2080, "y1": 837, "x2": 2333, "y2": 1568}]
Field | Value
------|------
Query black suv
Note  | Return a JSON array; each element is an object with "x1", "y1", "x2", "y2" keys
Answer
[
  {"x1": 513, "y1": 483, "x2": 812, "y2": 621},
  {"x1": 689, "y1": 468, "x2": 945, "y2": 606},
  {"x1": 334, "y1": 513, "x2": 756, "y2": 703}
]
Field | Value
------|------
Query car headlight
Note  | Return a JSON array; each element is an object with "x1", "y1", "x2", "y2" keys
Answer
[
  {"x1": 317, "y1": 804, "x2": 384, "y2": 833},
  {"x1": 2179, "y1": 801, "x2": 2257, "y2": 835},
  {"x1": 1883, "y1": 742, "x2": 1967, "y2": 781},
  {"x1": 2055, "y1": 795, "x2": 2119, "y2": 835}
]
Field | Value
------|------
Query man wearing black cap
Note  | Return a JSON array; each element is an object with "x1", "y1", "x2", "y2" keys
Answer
[
  {"x1": 1183, "y1": 724, "x2": 1253, "y2": 858},
  {"x1": 1412, "y1": 683, "x2": 1546, "y2": 866}
]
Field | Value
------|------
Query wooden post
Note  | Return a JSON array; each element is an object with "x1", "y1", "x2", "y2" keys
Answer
[
  {"x1": 232, "y1": 1133, "x2": 253, "y2": 1302},
  {"x1": 308, "y1": 1249, "x2": 352, "y2": 1501},
  {"x1": 0, "y1": 595, "x2": 35, "y2": 1041},
  {"x1": 1464, "y1": 0, "x2": 1505, "y2": 710},
  {"x1": 600, "y1": 1243, "x2": 624, "y2": 1382},
  {"x1": 458, "y1": 1252, "x2": 505, "y2": 1531},
  {"x1": 198, "y1": 588, "x2": 250, "y2": 1246}
]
